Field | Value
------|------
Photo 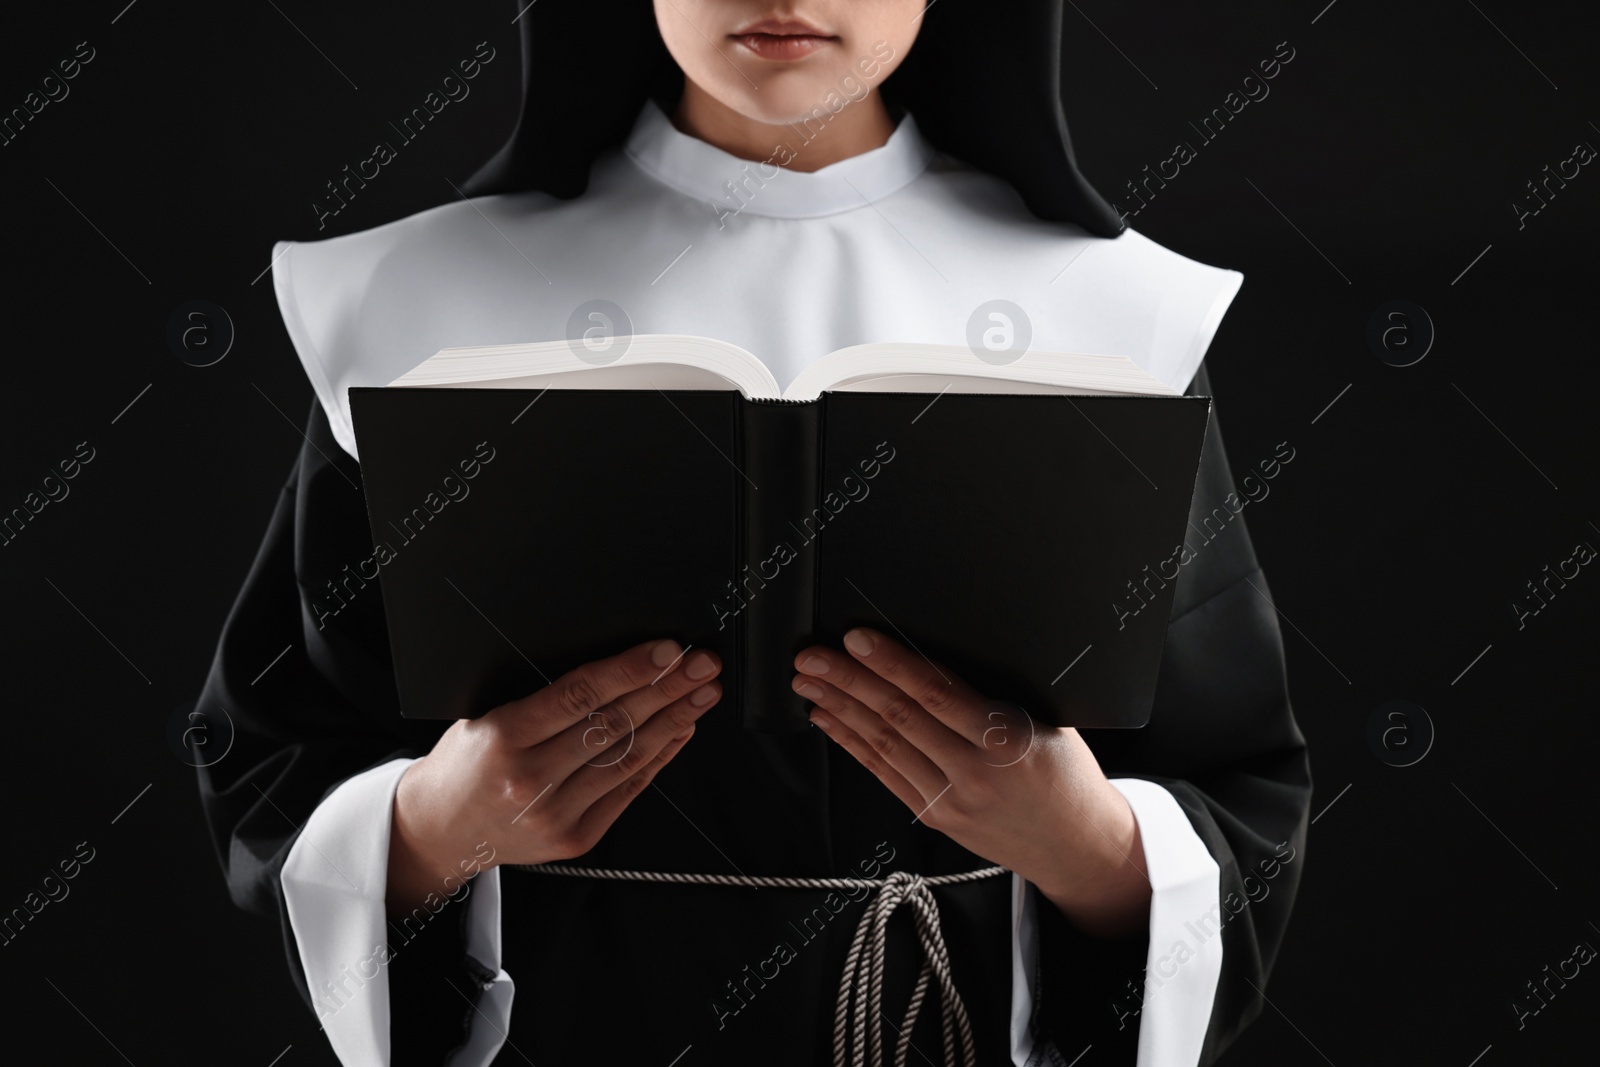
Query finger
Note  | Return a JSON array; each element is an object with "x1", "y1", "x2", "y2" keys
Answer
[
  {"x1": 569, "y1": 723, "x2": 699, "y2": 844},
  {"x1": 809, "y1": 709, "x2": 928, "y2": 813},
  {"x1": 831, "y1": 628, "x2": 990, "y2": 744},
  {"x1": 793, "y1": 676, "x2": 948, "y2": 799},
  {"x1": 552, "y1": 680, "x2": 721, "y2": 813},
  {"x1": 493, "y1": 639, "x2": 716, "y2": 747},
  {"x1": 538, "y1": 650, "x2": 720, "y2": 779},
  {"x1": 794, "y1": 642, "x2": 976, "y2": 759}
]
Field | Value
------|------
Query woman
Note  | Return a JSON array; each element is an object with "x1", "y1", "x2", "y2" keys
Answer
[{"x1": 197, "y1": 2, "x2": 1310, "y2": 1064}]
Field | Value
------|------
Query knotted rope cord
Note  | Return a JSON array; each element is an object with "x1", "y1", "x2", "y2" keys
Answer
[{"x1": 515, "y1": 861, "x2": 1008, "y2": 1067}]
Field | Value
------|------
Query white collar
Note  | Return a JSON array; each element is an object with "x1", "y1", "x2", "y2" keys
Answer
[{"x1": 622, "y1": 98, "x2": 935, "y2": 218}]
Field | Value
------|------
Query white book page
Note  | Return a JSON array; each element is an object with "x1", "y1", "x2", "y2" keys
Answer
[
  {"x1": 783, "y1": 342, "x2": 1177, "y2": 399},
  {"x1": 387, "y1": 335, "x2": 779, "y2": 397},
  {"x1": 814, "y1": 373, "x2": 1125, "y2": 396}
]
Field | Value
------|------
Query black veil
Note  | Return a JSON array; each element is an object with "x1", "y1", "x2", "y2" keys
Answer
[{"x1": 460, "y1": 0, "x2": 1125, "y2": 237}]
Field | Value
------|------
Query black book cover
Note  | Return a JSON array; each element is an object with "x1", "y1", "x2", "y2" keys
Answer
[{"x1": 348, "y1": 387, "x2": 1211, "y2": 732}]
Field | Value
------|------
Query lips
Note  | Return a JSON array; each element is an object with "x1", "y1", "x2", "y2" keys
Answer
[
  {"x1": 730, "y1": 17, "x2": 837, "y2": 60},
  {"x1": 736, "y1": 16, "x2": 829, "y2": 36}
]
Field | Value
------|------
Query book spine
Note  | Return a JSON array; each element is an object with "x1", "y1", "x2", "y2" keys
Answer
[{"x1": 736, "y1": 398, "x2": 821, "y2": 732}]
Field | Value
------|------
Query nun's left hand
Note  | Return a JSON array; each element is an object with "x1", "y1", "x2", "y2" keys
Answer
[{"x1": 793, "y1": 627, "x2": 1152, "y2": 938}]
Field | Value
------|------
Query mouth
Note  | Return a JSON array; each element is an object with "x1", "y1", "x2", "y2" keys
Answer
[{"x1": 729, "y1": 18, "x2": 838, "y2": 61}]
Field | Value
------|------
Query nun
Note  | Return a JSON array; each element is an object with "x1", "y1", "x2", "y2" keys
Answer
[{"x1": 196, "y1": 2, "x2": 1311, "y2": 1065}]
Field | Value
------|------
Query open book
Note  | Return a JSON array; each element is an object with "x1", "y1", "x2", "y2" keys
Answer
[
  {"x1": 352, "y1": 335, "x2": 1208, "y2": 732},
  {"x1": 386, "y1": 335, "x2": 1183, "y2": 398}
]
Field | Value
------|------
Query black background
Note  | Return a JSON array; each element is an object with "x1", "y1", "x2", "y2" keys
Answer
[{"x1": 2, "y1": 1, "x2": 1596, "y2": 1064}]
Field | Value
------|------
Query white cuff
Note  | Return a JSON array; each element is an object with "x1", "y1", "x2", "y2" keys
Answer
[
  {"x1": 1007, "y1": 779, "x2": 1222, "y2": 1067},
  {"x1": 1008, "y1": 869, "x2": 1041, "y2": 1065},
  {"x1": 279, "y1": 757, "x2": 514, "y2": 1067},
  {"x1": 1112, "y1": 778, "x2": 1223, "y2": 1067}
]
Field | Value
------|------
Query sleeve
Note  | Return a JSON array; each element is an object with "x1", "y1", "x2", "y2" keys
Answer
[
  {"x1": 280, "y1": 757, "x2": 515, "y2": 1066},
  {"x1": 1007, "y1": 780, "x2": 1223, "y2": 1067},
  {"x1": 1024, "y1": 356, "x2": 1314, "y2": 1066},
  {"x1": 192, "y1": 390, "x2": 503, "y2": 1065}
]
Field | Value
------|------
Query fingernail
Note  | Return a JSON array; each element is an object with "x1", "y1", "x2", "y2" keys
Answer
[
  {"x1": 651, "y1": 640, "x2": 682, "y2": 667},
  {"x1": 843, "y1": 630, "x2": 874, "y2": 656},
  {"x1": 799, "y1": 655, "x2": 830, "y2": 675},
  {"x1": 794, "y1": 680, "x2": 824, "y2": 701},
  {"x1": 690, "y1": 683, "x2": 718, "y2": 707},
  {"x1": 686, "y1": 653, "x2": 716, "y2": 680},
  {"x1": 810, "y1": 712, "x2": 833, "y2": 732},
  {"x1": 674, "y1": 726, "x2": 695, "y2": 742}
]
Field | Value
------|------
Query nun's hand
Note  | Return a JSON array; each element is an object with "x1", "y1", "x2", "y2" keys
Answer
[
  {"x1": 792, "y1": 628, "x2": 1152, "y2": 938},
  {"x1": 388, "y1": 639, "x2": 720, "y2": 916}
]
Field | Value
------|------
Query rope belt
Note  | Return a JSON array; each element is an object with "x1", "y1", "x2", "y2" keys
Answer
[{"x1": 515, "y1": 861, "x2": 1010, "y2": 1067}]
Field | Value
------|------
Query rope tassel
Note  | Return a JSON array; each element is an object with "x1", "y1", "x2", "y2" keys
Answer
[
  {"x1": 835, "y1": 870, "x2": 979, "y2": 1067},
  {"x1": 515, "y1": 860, "x2": 1008, "y2": 1066}
]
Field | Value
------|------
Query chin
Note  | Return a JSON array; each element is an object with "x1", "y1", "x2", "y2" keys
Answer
[{"x1": 712, "y1": 71, "x2": 864, "y2": 128}]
